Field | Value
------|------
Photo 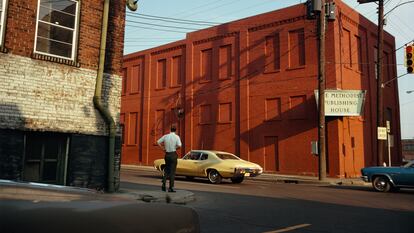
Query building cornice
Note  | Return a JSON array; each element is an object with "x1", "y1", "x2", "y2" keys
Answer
[{"x1": 248, "y1": 15, "x2": 306, "y2": 32}]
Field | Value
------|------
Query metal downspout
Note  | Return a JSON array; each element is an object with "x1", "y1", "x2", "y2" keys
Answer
[{"x1": 93, "y1": 0, "x2": 116, "y2": 193}]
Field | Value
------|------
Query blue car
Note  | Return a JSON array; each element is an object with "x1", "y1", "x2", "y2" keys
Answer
[{"x1": 361, "y1": 160, "x2": 414, "y2": 192}]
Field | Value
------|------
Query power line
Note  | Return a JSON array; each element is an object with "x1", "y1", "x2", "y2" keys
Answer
[
  {"x1": 126, "y1": 19, "x2": 201, "y2": 31},
  {"x1": 127, "y1": 12, "x2": 220, "y2": 26},
  {"x1": 177, "y1": 0, "x2": 241, "y2": 19},
  {"x1": 126, "y1": 24, "x2": 188, "y2": 34},
  {"x1": 166, "y1": 0, "x2": 224, "y2": 18},
  {"x1": 205, "y1": 0, "x2": 292, "y2": 22}
]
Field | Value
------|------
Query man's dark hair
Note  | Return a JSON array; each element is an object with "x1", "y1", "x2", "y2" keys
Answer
[{"x1": 171, "y1": 125, "x2": 177, "y2": 132}]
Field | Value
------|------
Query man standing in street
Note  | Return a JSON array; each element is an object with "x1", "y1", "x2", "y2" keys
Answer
[{"x1": 157, "y1": 125, "x2": 182, "y2": 192}]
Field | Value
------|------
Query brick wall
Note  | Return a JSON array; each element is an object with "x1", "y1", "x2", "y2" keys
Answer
[
  {"x1": 4, "y1": 0, "x2": 125, "y2": 75},
  {"x1": 121, "y1": 1, "x2": 401, "y2": 177},
  {"x1": 0, "y1": 53, "x2": 121, "y2": 135}
]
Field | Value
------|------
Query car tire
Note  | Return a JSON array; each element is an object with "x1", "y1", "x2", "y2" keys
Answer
[
  {"x1": 230, "y1": 176, "x2": 244, "y2": 184},
  {"x1": 207, "y1": 170, "x2": 222, "y2": 184},
  {"x1": 372, "y1": 176, "x2": 392, "y2": 192}
]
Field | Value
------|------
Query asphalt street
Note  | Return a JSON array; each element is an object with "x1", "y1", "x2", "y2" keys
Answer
[{"x1": 121, "y1": 168, "x2": 414, "y2": 233}]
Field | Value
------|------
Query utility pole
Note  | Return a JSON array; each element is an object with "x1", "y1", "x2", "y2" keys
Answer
[
  {"x1": 358, "y1": 0, "x2": 385, "y2": 166},
  {"x1": 377, "y1": 0, "x2": 384, "y2": 166},
  {"x1": 317, "y1": 0, "x2": 326, "y2": 180}
]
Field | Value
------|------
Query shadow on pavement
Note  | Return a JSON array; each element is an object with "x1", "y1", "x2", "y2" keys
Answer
[{"x1": 322, "y1": 184, "x2": 414, "y2": 195}]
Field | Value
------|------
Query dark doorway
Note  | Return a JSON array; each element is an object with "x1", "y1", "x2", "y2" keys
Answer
[{"x1": 23, "y1": 133, "x2": 68, "y2": 184}]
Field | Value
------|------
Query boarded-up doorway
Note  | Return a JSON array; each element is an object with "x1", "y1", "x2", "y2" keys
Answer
[{"x1": 264, "y1": 136, "x2": 279, "y2": 172}]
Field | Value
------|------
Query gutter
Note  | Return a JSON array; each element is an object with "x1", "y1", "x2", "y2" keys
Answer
[{"x1": 93, "y1": 0, "x2": 116, "y2": 193}]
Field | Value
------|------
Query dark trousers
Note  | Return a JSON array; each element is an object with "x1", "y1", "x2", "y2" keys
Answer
[{"x1": 162, "y1": 151, "x2": 178, "y2": 189}]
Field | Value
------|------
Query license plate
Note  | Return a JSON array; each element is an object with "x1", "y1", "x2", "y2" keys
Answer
[{"x1": 245, "y1": 173, "x2": 250, "y2": 177}]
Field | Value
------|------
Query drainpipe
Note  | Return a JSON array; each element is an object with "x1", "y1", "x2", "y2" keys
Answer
[{"x1": 93, "y1": 0, "x2": 116, "y2": 193}]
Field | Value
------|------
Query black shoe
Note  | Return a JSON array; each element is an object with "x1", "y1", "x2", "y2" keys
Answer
[
  {"x1": 168, "y1": 188, "x2": 176, "y2": 193},
  {"x1": 162, "y1": 186, "x2": 166, "y2": 191}
]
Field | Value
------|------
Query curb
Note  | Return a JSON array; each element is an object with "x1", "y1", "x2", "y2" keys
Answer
[
  {"x1": 121, "y1": 165, "x2": 370, "y2": 187},
  {"x1": 247, "y1": 175, "x2": 371, "y2": 186}
]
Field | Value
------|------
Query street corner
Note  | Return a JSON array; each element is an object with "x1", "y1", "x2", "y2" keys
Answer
[{"x1": 115, "y1": 189, "x2": 196, "y2": 204}]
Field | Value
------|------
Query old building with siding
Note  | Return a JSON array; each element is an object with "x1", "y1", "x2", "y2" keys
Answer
[
  {"x1": 0, "y1": 0, "x2": 125, "y2": 190},
  {"x1": 121, "y1": 1, "x2": 402, "y2": 178}
]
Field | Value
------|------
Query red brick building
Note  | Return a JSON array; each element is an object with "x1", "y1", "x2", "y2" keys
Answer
[
  {"x1": 121, "y1": 1, "x2": 401, "y2": 178},
  {"x1": 0, "y1": 0, "x2": 126, "y2": 191}
]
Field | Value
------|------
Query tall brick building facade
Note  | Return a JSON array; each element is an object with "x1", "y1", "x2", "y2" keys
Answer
[
  {"x1": 0, "y1": 0, "x2": 125, "y2": 190},
  {"x1": 122, "y1": 1, "x2": 402, "y2": 178}
]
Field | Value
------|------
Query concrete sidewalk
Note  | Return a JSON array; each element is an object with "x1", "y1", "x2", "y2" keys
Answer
[
  {"x1": 0, "y1": 179, "x2": 195, "y2": 205},
  {"x1": 1, "y1": 165, "x2": 369, "y2": 205},
  {"x1": 121, "y1": 164, "x2": 370, "y2": 186},
  {"x1": 247, "y1": 172, "x2": 369, "y2": 186},
  {"x1": 113, "y1": 165, "x2": 371, "y2": 204}
]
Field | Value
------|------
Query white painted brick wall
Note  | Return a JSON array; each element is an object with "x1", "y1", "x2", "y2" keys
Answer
[{"x1": 0, "y1": 53, "x2": 121, "y2": 136}]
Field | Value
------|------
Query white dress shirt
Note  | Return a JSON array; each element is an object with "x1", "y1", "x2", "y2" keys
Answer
[{"x1": 157, "y1": 132, "x2": 182, "y2": 153}]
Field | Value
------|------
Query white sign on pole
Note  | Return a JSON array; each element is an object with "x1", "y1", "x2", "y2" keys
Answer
[
  {"x1": 315, "y1": 90, "x2": 366, "y2": 116},
  {"x1": 377, "y1": 127, "x2": 387, "y2": 140},
  {"x1": 388, "y1": 134, "x2": 394, "y2": 147},
  {"x1": 311, "y1": 141, "x2": 318, "y2": 155},
  {"x1": 386, "y1": 120, "x2": 391, "y2": 133}
]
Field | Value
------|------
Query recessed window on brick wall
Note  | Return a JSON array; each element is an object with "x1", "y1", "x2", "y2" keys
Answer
[
  {"x1": 219, "y1": 45, "x2": 232, "y2": 80},
  {"x1": 0, "y1": 0, "x2": 8, "y2": 49},
  {"x1": 34, "y1": 0, "x2": 79, "y2": 60},
  {"x1": 289, "y1": 95, "x2": 307, "y2": 120},
  {"x1": 355, "y1": 35, "x2": 363, "y2": 72},
  {"x1": 122, "y1": 68, "x2": 128, "y2": 95},
  {"x1": 156, "y1": 59, "x2": 167, "y2": 89},
  {"x1": 128, "y1": 112, "x2": 139, "y2": 145},
  {"x1": 201, "y1": 48, "x2": 213, "y2": 82},
  {"x1": 265, "y1": 97, "x2": 281, "y2": 121},
  {"x1": 342, "y1": 28, "x2": 352, "y2": 69},
  {"x1": 218, "y1": 102, "x2": 232, "y2": 123},
  {"x1": 171, "y1": 55, "x2": 183, "y2": 86},
  {"x1": 265, "y1": 34, "x2": 280, "y2": 72},
  {"x1": 154, "y1": 109, "x2": 165, "y2": 143},
  {"x1": 199, "y1": 104, "x2": 212, "y2": 124},
  {"x1": 131, "y1": 64, "x2": 141, "y2": 93},
  {"x1": 288, "y1": 28, "x2": 306, "y2": 68}
]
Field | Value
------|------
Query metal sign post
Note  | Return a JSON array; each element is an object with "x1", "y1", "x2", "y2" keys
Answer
[
  {"x1": 386, "y1": 121, "x2": 391, "y2": 166},
  {"x1": 377, "y1": 126, "x2": 387, "y2": 166}
]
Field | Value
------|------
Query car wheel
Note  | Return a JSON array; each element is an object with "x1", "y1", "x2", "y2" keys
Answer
[
  {"x1": 372, "y1": 176, "x2": 392, "y2": 192},
  {"x1": 207, "y1": 170, "x2": 222, "y2": 184},
  {"x1": 230, "y1": 176, "x2": 244, "y2": 184}
]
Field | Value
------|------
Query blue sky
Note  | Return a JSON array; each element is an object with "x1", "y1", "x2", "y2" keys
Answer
[{"x1": 124, "y1": 0, "x2": 414, "y2": 139}]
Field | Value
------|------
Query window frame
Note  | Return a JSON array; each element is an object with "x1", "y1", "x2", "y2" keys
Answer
[
  {"x1": 0, "y1": 0, "x2": 8, "y2": 48},
  {"x1": 34, "y1": 0, "x2": 80, "y2": 61}
]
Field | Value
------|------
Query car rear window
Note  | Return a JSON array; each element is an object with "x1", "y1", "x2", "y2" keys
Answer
[{"x1": 216, "y1": 153, "x2": 240, "y2": 160}]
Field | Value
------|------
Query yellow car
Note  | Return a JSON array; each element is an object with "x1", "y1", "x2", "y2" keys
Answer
[{"x1": 154, "y1": 150, "x2": 263, "y2": 184}]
